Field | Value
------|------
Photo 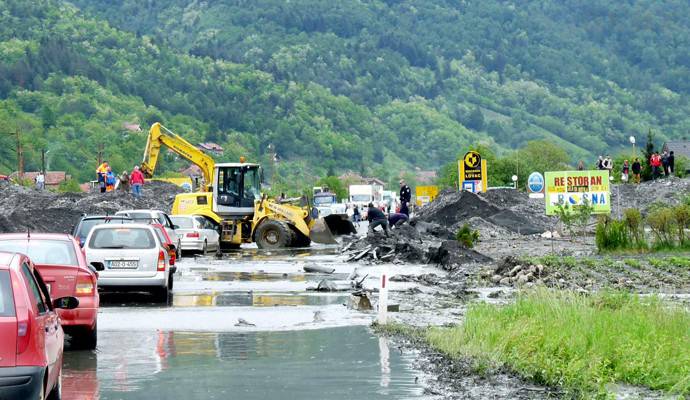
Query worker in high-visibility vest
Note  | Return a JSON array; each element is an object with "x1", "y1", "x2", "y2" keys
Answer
[{"x1": 96, "y1": 161, "x2": 109, "y2": 193}]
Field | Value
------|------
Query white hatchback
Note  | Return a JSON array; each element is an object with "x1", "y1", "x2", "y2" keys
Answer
[{"x1": 84, "y1": 224, "x2": 174, "y2": 302}]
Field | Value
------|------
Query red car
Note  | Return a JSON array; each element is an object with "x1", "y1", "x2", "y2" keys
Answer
[
  {"x1": 0, "y1": 251, "x2": 79, "y2": 399},
  {"x1": 151, "y1": 224, "x2": 178, "y2": 289},
  {"x1": 0, "y1": 233, "x2": 102, "y2": 350}
]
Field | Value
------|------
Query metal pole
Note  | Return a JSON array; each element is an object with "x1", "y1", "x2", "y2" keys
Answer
[{"x1": 41, "y1": 149, "x2": 46, "y2": 175}]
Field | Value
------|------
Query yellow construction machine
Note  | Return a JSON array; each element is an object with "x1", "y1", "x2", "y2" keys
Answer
[{"x1": 141, "y1": 123, "x2": 355, "y2": 249}]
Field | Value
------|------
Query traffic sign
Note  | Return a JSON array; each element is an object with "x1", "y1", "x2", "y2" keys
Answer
[{"x1": 527, "y1": 172, "x2": 544, "y2": 193}]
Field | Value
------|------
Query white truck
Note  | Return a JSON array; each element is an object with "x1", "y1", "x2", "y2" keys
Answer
[
  {"x1": 312, "y1": 191, "x2": 346, "y2": 217},
  {"x1": 348, "y1": 184, "x2": 384, "y2": 207}
]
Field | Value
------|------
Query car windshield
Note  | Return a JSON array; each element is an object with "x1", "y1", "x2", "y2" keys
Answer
[
  {"x1": 89, "y1": 228, "x2": 156, "y2": 249},
  {"x1": 0, "y1": 239, "x2": 78, "y2": 266},
  {"x1": 170, "y1": 217, "x2": 194, "y2": 229},
  {"x1": 351, "y1": 195, "x2": 370, "y2": 202},
  {"x1": 77, "y1": 218, "x2": 131, "y2": 239},
  {"x1": 314, "y1": 196, "x2": 336, "y2": 205},
  {"x1": 0, "y1": 271, "x2": 15, "y2": 317}
]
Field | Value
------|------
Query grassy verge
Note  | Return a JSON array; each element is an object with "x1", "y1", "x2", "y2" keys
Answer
[{"x1": 425, "y1": 290, "x2": 690, "y2": 398}]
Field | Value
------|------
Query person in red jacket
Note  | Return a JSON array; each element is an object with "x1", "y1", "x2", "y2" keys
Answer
[
  {"x1": 650, "y1": 152, "x2": 662, "y2": 180},
  {"x1": 130, "y1": 165, "x2": 145, "y2": 198}
]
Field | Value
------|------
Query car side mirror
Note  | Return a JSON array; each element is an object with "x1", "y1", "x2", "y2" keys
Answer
[
  {"x1": 53, "y1": 296, "x2": 79, "y2": 310},
  {"x1": 90, "y1": 262, "x2": 105, "y2": 271}
]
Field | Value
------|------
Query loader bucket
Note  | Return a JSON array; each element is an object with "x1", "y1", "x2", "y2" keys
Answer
[{"x1": 309, "y1": 214, "x2": 357, "y2": 244}]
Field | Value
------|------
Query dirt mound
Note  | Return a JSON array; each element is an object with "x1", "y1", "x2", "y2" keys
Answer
[
  {"x1": 416, "y1": 190, "x2": 552, "y2": 235},
  {"x1": 613, "y1": 177, "x2": 690, "y2": 214},
  {"x1": 0, "y1": 181, "x2": 184, "y2": 234}
]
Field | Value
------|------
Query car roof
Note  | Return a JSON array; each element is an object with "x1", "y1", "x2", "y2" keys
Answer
[
  {"x1": 0, "y1": 233, "x2": 73, "y2": 242},
  {"x1": 0, "y1": 252, "x2": 16, "y2": 269},
  {"x1": 81, "y1": 215, "x2": 133, "y2": 220},
  {"x1": 91, "y1": 223, "x2": 155, "y2": 231},
  {"x1": 170, "y1": 215, "x2": 195, "y2": 219},
  {"x1": 116, "y1": 210, "x2": 164, "y2": 214}
]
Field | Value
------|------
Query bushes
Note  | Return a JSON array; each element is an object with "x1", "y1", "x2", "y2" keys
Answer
[
  {"x1": 456, "y1": 223, "x2": 479, "y2": 248},
  {"x1": 56, "y1": 178, "x2": 82, "y2": 193},
  {"x1": 596, "y1": 205, "x2": 690, "y2": 252}
]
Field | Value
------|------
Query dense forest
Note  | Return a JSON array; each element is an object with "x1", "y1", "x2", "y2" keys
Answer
[{"x1": 1, "y1": 0, "x2": 689, "y2": 189}]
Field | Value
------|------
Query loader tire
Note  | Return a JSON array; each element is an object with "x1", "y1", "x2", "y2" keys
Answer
[{"x1": 255, "y1": 220, "x2": 293, "y2": 249}]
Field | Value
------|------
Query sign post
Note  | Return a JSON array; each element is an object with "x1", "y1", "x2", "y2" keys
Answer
[
  {"x1": 544, "y1": 170, "x2": 611, "y2": 215},
  {"x1": 458, "y1": 151, "x2": 487, "y2": 193}
]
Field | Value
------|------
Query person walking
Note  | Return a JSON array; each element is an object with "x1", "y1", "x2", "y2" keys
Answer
[
  {"x1": 577, "y1": 160, "x2": 585, "y2": 171},
  {"x1": 35, "y1": 172, "x2": 45, "y2": 190},
  {"x1": 366, "y1": 203, "x2": 390, "y2": 237},
  {"x1": 650, "y1": 152, "x2": 662, "y2": 180},
  {"x1": 119, "y1": 171, "x2": 130, "y2": 193},
  {"x1": 96, "y1": 161, "x2": 109, "y2": 193},
  {"x1": 631, "y1": 158, "x2": 642, "y2": 184},
  {"x1": 105, "y1": 167, "x2": 116, "y2": 192},
  {"x1": 130, "y1": 165, "x2": 145, "y2": 198},
  {"x1": 621, "y1": 160, "x2": 629, "y2": 183},
  {"x1": 668, "y1": 151, "x2": 675, "y2": 176},
  {"x1": 662, "y1": 151, "x2": 670, "y2": 177},
  {"x1": 603, "y1": 155, "x2": 613, "y2": 173},
  {"x1": 353, "y1": 204, "x2": 361, "y2": 226},
  {"x1": 597, "y1": 156, "x2": 604, "y2": 170},
  {"x1": 399, "y1": 179, "x2": 411, "y2": 216}
]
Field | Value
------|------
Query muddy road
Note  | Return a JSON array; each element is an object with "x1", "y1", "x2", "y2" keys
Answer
[{"x1": 61, "y1": 245, "x2": 445, "y2": 400}]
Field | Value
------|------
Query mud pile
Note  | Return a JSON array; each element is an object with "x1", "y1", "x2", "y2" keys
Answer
[
  {"x1": 0, "y1": 181, "x2": 183, "y2": 234},
  {"x1": 613, "y1": 177, "x2": 690, "y2": 214},
  {"x1": 415, "y1": 189, "x2": 554, "y2": 236}
]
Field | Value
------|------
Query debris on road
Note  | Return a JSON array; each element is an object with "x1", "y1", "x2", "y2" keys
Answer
[
  {"x1": 235, "y1": 318, "x2": 256, "y2": 327},
  {"x1": 303, "y1": 265, "x2": 335, "y2": 274}
]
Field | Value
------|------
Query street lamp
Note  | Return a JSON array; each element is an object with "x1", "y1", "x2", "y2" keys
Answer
[
  {"x1": 511, "y1": 175, "x2": 518, "y2": 190},
  {"x1": 629, "y1": 136, "x2": 636, "y2": 159}
]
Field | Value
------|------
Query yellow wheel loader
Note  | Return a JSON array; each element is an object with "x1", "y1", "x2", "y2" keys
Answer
[{"x1": 143, "y1": 123, "x2": 355, "y2": 249}]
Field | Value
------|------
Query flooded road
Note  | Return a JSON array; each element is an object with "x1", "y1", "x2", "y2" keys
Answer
[{"x1": 62, "y1": 246, "x2": 438, "y2": 399}]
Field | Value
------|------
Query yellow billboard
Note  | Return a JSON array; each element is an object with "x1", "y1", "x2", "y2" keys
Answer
[{"x1": 415, "y1": 185, "x2": 439, "y2": 207}]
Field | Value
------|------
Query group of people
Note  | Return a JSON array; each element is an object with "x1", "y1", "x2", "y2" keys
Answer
[
  {"x1": 95, "y1": 161, "x2": 146, "y2": 198},
  {"x1": 366, "y1": 179, "x2": 412, "y2": 237},
  {"x1": 591, "y1": 150, "x2": 676, "y2": 184},
  {"x1": 649, "y1": 150, "x2": 675, "y2": 179}
]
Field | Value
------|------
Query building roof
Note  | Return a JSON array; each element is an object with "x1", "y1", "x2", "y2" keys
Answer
[
  {"x1": 123, "y1": 122, "x2": 142, "y2": 132},
  {"x1": 198, "y1": 142, "x2": 224, "y2": 152},
  {"x1": 663, "y1": 140, "x2": 690, "y2": 159},
  {"x1": 179, "y1": 165, "x2": 202, "y2": 177}
]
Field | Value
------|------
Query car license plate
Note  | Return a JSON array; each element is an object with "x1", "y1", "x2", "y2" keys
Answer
[{"x1": 109, "y1": 260, "x2": 138, "y2": 269}]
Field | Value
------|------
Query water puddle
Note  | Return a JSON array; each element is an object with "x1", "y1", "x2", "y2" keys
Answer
[{"x1": 63, "y1": 327, "x2": 438, "y2": 400}]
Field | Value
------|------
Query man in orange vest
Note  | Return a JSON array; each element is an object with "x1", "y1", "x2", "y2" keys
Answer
[{"x1": 96, "y1": 161, "x2": 109, "y2": 193}]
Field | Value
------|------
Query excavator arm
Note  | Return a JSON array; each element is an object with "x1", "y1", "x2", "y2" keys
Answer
[{"x1": 141, "y1": 122, "x2": 216, "y2": 191}]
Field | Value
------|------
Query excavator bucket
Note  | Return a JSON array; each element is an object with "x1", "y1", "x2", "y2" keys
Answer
[{"x1": 309, "y1": 214, "x2": 357, "y2": 245}]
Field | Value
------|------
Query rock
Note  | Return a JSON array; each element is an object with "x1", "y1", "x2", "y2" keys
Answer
[
  {"x1": 386, "y1": 304, "x2": 400, "y2": 312},
  {"x1": 487, "y1": 290, "x2": 504, "y2": 298},
  {"x1": 499, "y1": 277, "x2": 511, "y2": 286},
  {"x1": 517, "y1": 274, "x2": 530, "y2": 286},
  {"x1": 509, "y1": 265, "x2": 523, "y2": 277},
  {"x1": 348, "y1": 293, "x2": 373, "y2": 311},
  {"x1": 235, "y1": 318, "x2": 256, "y2": 327},
  {"x1": 315, "y1": 280, "x2": 338, "y2": 291},
  {"x1": 491, "y1": 274, "x2": 502, "y2": 284},
  {"x1": 303, "y1": 265, "x2": 335, "y2": 274}
]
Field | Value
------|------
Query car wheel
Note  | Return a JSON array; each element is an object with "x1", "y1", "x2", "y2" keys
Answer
[
  {"x1": 153, "y1": 285, "x2": 169, "y2": 303},
  {"x1": 201, "y1": 240, "x2": 208, "y2": 255},
  {"x1": 168, "y1": 273, "x2": 174, "y2": 291},
  {"x1": 81, "y1": 323, "x2": 97, "y2": 350},
  {"x1": 37, "y1": 374, "x2": 45, "y2": 400},
  {"x1": 46, "y1": 368, "x2": 61, "y2": 400}
]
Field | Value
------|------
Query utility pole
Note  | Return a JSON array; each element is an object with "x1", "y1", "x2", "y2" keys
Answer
[
  {"x1": 15, "y1": 130, "x2": 24, "y2": 180},
  {"x1": 41, "y1": 149, "x2": 46, "y2": 175},
  {"x1": 96, "y1": 143, "x2": 104, "y2": 167}
]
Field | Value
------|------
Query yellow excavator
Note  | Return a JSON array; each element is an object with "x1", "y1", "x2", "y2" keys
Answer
[{"x1": 141, "y1": 123, "x2": 355, "y2": 249}]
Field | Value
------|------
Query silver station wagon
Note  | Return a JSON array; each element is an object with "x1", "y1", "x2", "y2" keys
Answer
[{"x1": 84, "y1": 224, "x2": 174, "y2": 302}]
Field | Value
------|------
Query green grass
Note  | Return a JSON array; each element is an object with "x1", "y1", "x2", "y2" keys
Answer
[{"x1": 426, "y1": 290, "x2": 690, "y2": 398}]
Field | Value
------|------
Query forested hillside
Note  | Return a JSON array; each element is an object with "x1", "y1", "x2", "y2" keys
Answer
[{"x1": 2, "y1": 0, "x2": 689, "y2": 187}]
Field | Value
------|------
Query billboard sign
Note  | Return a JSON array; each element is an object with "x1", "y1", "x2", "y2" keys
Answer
[
  {"x1": 544, "y1": 170, "x2": 611, "y2": 215},
  {"x1": 458, "y1": 151, "x2": 487, "y2": 193},
  {"x1": 415, "y1": 185, "x2": 439, "y2": 207}
]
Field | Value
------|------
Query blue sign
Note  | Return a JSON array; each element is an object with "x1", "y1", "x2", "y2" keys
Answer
[{"x1": 527, "y1": 172, "x2": 544, "y2": 193}]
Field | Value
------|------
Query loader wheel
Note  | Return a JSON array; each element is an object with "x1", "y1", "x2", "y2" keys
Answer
[
  {"x1": 255, "y1": 220, "x2": 293, "y2": 249},
  {"x1": 288, "y1": 225, "x2": 311, "y2": 248}
]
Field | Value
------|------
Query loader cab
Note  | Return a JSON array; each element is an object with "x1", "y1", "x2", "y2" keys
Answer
[{"x1": 213, "y1": 163, "x2": 262, "y2": 217}]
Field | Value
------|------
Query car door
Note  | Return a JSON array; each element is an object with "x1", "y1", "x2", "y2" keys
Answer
[
  {"x1": 21, "y1": 263, "x2": 61, "y2": 387},
  {"x1": 203, "y1": 219, "x2": 220, "y2": 249}
]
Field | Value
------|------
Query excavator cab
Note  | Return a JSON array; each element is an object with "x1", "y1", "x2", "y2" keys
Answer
[{"x1": 213, "y1": 163, "x2": 262, "y2": 216}]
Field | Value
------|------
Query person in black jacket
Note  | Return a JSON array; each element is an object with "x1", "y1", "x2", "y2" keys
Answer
[
  {"x1": 399, "y1": 179, "x2": 411, "y2": 215},
  {"x1": 367, "y1": 203, "x2": 390, "y2": 237},
  {"x1": 631, "y1": 158, "x2": 642, "y2": 184}
]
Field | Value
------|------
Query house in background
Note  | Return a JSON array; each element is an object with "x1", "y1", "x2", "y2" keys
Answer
[
  {"x1": 10, "y1": 171, "x2": 70, "y2": 188},
  {"x1": 197, "y1": 142, "x2": 224, "y2": 155},
  {"x1": 662, "y1": 140, "x2": 690, "y2": 173}
]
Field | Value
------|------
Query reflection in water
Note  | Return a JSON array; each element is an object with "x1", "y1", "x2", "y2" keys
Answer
[
  {"x1": 172, "y1": 291, "x2": 348, "y2": 308},
  {"x1": 63, "y1": 327, "x2": 426, "y2": 400}
]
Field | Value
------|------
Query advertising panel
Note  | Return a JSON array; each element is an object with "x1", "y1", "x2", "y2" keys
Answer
[{"x1": 544, "y1": 170, "x2": 611, "y2": 215}]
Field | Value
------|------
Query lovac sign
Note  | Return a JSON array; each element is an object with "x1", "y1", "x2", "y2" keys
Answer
[{"x1": 544, "y1": 170, "x2": 611, "y2": 215}]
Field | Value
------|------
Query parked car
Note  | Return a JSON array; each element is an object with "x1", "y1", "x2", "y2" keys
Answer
[
  {"x1": 72, "y1": 215, "x2": 133, "y2": 247},
  {"x1": 169, "y1": 215, "x2": 220, "y2": 254},
  {"x1": 115, "y1": 210, "x2": 181, "y2": 258},
  {"x1": 0, "y1": 233, "x2": 102, "y2": 350},
  {"x1": 151, "y1": 224, "x2": 177, "y2": 270},
  {"x1": 84, "y1": 224, "x2": 173, "y2": 302},
  {"x1": 0, "y1": 251, "x2": 79, "y2": 399}
]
